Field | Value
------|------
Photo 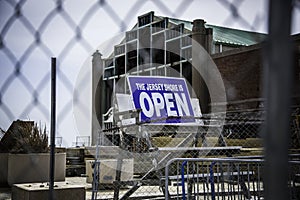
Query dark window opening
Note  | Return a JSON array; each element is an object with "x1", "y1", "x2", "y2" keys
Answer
[
  {"x1": 104, "y1": 68, "x2": 114, "y2": 78},
  {"x1": 127, "y1": 42, "x2": 137, "y2": 71},
  {"x1": 153, "y1": 49, "x2": 164, "y2": 65},
  {"x1": 166, "y1": 39, "x2": 180, "y2": 64},
  {"x1": 138, "y1": 12, "x2": 154, "y2": 27},
  {"x1": 139, "y1": 48, "x2": 151, "y2": 65},
  {"x1": 115, "y1": 56, "x2": 125, "y2": 75},
  {"x1": 182, "y1": 62, "x2": 192, "y2": 85},
  {"x1": 127, "y1": 50, "x2": 137, "y2": 71},
  {"x1": 152, "y1": 32, "x2": 165, "y2": 64}
]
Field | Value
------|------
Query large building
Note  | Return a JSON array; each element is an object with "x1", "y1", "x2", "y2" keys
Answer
[{"x1": 91, "y1": 11, "x2": 300, "y2": 145}]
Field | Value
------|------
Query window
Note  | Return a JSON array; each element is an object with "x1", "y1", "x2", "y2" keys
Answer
[
  {"x1": 152, "y1": 32, "x2": 165, "y2": 64},
  {"x1": 138, "y1": 12, "x2": 154, "y2": 27},
  {"x1": 166, "y1": 39, "x2": 180, "y2": 64},
  {"x1": 115, "y1": 45, "x2": 125, "y2": 56},
  {"x1": 115, "y1": 56, "x2": 125, "y2": 75},
  {"x1": 152, "y1": 19, "x2": 167, "y2": 33},
  {"x1": 182, "y1": 35, "x2": 192, "y2": 47},
  {"x1": 126, "y1": 30, "x2": 137, "y2": 42},
  {"x1": 166, "y1": 24, "x2": 183, "y2": 40},
  {"x1": 126, "y1": 41, "x2": 137, "y2": 71}
]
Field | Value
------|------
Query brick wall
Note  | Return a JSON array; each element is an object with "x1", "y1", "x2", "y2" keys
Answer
[
  {"x1": 212, "y1": 34, "x2": 300, "y2": 111},
  {"x1": 212, "y1": 45, "x2": 263, "y2": 110}
]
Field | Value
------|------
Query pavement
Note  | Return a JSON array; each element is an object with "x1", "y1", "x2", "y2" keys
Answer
[
  {"x1": 0, "y1": 176, "x2": 272, "y2": 200},
  {"x1": 0, "y1": 177, "x2": 165, "y2": 200}
]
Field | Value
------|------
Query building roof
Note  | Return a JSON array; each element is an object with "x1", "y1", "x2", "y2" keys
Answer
[
  {"x1": 104, "y1": 12, "x2": 267, "y2": 60},
  {"x1": 168, "y1": 17, "x2": 266, "y2": 46}
]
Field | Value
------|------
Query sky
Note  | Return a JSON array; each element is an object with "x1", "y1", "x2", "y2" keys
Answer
[{"x1": 0, "y1": 0, "x2": 299, "y2": 147}]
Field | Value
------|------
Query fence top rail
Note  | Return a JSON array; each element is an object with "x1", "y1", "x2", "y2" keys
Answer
[
  {"x1": 289, "y1": 160, "x2": 300, "y2": 164},
  {"x1": 166, "y1": 170, "x2": 255, "y2": 181},
  {"x1": 158, "y1": 146, "x2": 242, "y2": 151},
  {"x1": 102, "y1": 122, "x2": 223, "y2": 132},
  {"x1": 165, "y1": 157, "x2": 264, "y2": 168},
  {"x1": 165, "y1": 157, "x2": 300, "y2": 173}
]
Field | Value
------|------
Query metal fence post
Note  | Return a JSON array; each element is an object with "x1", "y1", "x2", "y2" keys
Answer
[
  {"x1": 49, "y1": 57, "x2": 56, "y2": 200},
  {"x1": 263, "y1": 0, "x2": 294, "y2": 200}
]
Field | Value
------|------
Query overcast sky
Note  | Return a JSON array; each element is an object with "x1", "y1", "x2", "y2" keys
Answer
[{"x1": 0, "y1": 0, "x2": 299, "y2": 147}]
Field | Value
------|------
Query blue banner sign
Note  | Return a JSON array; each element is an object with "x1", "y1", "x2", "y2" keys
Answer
[{"x1": 127, "y1": 76, "x2": 195, "y2": 123}]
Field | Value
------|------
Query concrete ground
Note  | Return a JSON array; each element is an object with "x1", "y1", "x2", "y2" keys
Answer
[
  {"x1": 0, "y1": 177, "x2": 93, "y2": 200},
  {"x1": 0, "y1": 177, "x2": 165, "y2": 200},
  {"x1": 0, "y1": 176, "x2": 271, "y2": 200}
]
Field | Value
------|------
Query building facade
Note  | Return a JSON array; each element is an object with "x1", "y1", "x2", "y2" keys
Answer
[{"x1": 91, "y1": 11, "x2": 300, "y2": 145}]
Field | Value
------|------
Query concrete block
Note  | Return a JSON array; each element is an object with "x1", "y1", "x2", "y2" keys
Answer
[
  {"x1": 12, "y1": 182, "x2": 85, "y2": 200},
  {"x1": 8, "y1": 153, "x2": 66, "y2": 186},
  {"x1": 86, "y1": 159, "x2": 133, "y2": 184},
  {"x1": 0, "y1": 153, "x2": 8, "y2": 186}
]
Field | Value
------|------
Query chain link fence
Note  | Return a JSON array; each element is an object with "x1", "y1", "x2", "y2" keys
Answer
[
  {"x1": 0, "y1": 0, "x2": 271, "y2": 146},
  {"x1": 0, "y1": 0, "x2": 300, "y2": 200},
  {"x1": 91, "y1": 108, "x2": 299, "y2": 199}
]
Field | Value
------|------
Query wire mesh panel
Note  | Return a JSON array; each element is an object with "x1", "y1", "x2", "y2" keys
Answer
[
  {"x1": 0, "y1": 1, "x2": 299, "y2": 200},
  {"x1": 89, "y1": 112, "x2": 266, "y2": 199},
  {"x1": 0, "y1": 0, "x2": 272, "y2": 147},
  {"x1": 75, "y1": 136, "x2": 91, "y2": 147},
  {"x1": 55, "y1": 136, "x2": 63, "y2": 147},
  {"x1": 165, "y1": 157, "x2": 300, "y2": 200}
]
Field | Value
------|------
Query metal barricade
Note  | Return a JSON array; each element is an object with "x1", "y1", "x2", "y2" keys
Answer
[
  {"x1": 165, "y1": 157, "x2": 300, "y2": 200},
  {"x1": 288, "y1": 160, "x2": 300, "y2": 200}
]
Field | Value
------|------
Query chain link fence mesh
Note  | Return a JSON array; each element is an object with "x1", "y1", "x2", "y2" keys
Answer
[
  {"x1": 0, "y1": 0, "x2": 299, "y2": 199},
  {"x1": 0, "y1": 0, "x2": 270, "y2": 145}
]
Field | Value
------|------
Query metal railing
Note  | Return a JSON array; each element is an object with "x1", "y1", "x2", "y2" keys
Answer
[{"x1": 165, "y1": 157, "x2": 300, "y2": 200}]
